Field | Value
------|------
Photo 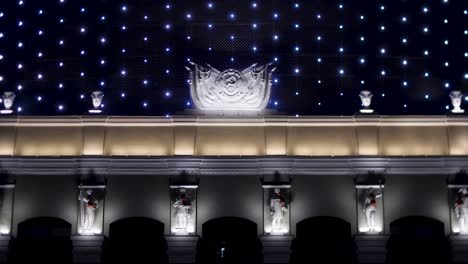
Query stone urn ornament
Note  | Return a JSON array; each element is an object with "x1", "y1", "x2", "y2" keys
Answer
[
  {"x1": 359, "y1": 90, "x2": 374, "y2": 114},
  {"x1": 449, "y1": 90, "x2": 464, "y2": 114},
  {"x1": 89, "y1": 91, "x2": 104, "y2": 113},
  {"x1": 1, "y1": 91, "x2": 15, "y2": 114}
]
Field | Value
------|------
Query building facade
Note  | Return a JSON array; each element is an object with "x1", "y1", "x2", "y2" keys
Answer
[{"x1": 0, "y1": 115, "x2": 467, "y2": 263}]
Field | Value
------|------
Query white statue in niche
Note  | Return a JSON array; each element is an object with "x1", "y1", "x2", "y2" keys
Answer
[
  {"x1": 359, "y1": 90, "x2": 374, "y2": 113},
  {"x1": 89, "y1": 91, "x2": 104, "y2": 113},
  {"x1": 1, "y1": 92, "x2": 15, "y2": 114},
  {"x1": 173, "y1": 189, "x2": 192, "y2": 232},
  {"x1": 363, "y1": 188, "x2": 382, "y2": 232},
  {"x1": 78, "y1": 188, "x2": 100, "y2": 234},
  {"x1": 455, "y1": 188, "x2": 468, "y2": 232},
  {"x1": 186, "y1": 62, "x2": 276, "y2": 111},
  {"x1": 450, "y1": 91, "x2": 464, "y2": 113},
  {"x1": 270, "y1": 188, "x2": 288, "y2": 232}
]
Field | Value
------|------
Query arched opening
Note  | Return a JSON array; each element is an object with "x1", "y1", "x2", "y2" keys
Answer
[
  {"x1": 386, "y1": 216, "x2": 450, "y2": 264},
  {"x1": 11, "y1": 217, "x2": 72, "y2": 264},
  {"x1": 290, "y1": 216, "x2": 355, "y2": 264},
  {"x1": 103, "y1": 217, "x2": 168, "y2": 264},
  {"x1": 196, "y1": 216, "x2": 262, "y2": 264}
]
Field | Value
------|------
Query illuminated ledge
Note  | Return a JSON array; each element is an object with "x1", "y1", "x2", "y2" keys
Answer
[
  {"x1": 355, "y1": 185, "x2": 384, "y2": 189},
  {"x1": 1, "y1": 115, "x2": 468, "y2": 157},
  {"x1": 0, "y1": 115, "x2": 468, "y2": 127}
]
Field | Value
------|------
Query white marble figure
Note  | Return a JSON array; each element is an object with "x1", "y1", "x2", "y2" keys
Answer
[
  {"x1": 2, "y1": 92, "x2": 15, "y2": 111},
  {"x1": 90, "y1": 91, "x2": 104, "y2": 111},
  {"x1": 78, "y1": 188, "x2": 99, "y2": 233},
  {"x1": 186, "y1": 62, "x2": 276, "y2": 111},
  {"x1": 450, "y1": 91, "x2": 464, "y2": 113},
  {"x1": 363, "y1": 188, "x2": 382, "y2": 232},
  {"x1": 270, "y1": 188, "x2": 288, "y2": 232},
  {"x1": 455, "y1": 188, "x2": 468, "y2": 232},
  {"x1": 173, "y1": 189, "x2": 191, "y2": 231},
  {"x1": 359, "y1": 90, "x2": 374, "y2": 113}
]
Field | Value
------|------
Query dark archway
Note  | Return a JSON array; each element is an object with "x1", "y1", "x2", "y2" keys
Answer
[
  {"x1": 196, "y1": 216, "x2": 262, "y2": 264},
  {"x1": 386, "y1": 216, "x2": 450, "y2": 264},
  {"x1": 103, "y1": 217, "x2": 168, "y2": 264},
  {"x1": 10, "y1": 217, "x2": 72, "y2": 264},
  {"x1": 290, "y1": 216, "x2": 356, "y2": 264}
]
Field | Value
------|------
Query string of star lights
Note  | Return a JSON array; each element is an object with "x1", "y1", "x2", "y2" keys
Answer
[{"x1": 0, "y1": 1, "x2": 466, "y2": 116}]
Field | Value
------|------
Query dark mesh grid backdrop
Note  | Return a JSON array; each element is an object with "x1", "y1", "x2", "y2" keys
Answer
[{"x1": 0, "y1": 0, "x2": 466, "y2": 116}]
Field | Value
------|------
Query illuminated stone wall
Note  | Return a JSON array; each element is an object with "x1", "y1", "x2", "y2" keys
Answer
[{"x1": 0, "y1": 116, "x2": 467, "y2": 157}]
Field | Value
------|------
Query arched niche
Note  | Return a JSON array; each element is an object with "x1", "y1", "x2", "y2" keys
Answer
[
  {"x1": 103, "y1": 217, "x2": 167, "y2": 264},
  {"x1": 386, "y1": 216, "x2": 450, "y2": 264},
  {"x1": 12, "y1": 217, "x2": 72, "y2": 264},
  {"x1": 291, "y1": 216, "x2": 355, "y2": 264},
  {"x1": 197, "y1": 216, "x2": 262, "y2": 264}
]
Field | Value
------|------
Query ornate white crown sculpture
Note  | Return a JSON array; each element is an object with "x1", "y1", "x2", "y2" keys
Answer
[{"x1": 186, "y1": 62, "x2": 275, "y2": 111}]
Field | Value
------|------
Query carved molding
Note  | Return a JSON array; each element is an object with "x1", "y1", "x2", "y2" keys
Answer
[{"x1": 0, "y1": 156, "x2": 466, "y2": 176}]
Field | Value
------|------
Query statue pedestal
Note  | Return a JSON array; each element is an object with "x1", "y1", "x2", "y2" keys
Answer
[
  {"x1": 260, "y1": 235, "x2": 293, "y2": 264},
  {"x1": 166, "y1": 235, "x2": 199, "y2": 264},
  {"x1": 355, "y1": 235, "x2": 388, "y2": 264},
  {"x1": 450, "y1": 235, "x2": 468, "y2": 264},
  {"x1": 72, "y1": 235, "x2": 105, "y2": 264},
  {"x1": 0, "y1": 235, "x2": 10, "y2": 264},
  {"x1": 183, "y1": 109, "x2": 279, "y2": 117}
]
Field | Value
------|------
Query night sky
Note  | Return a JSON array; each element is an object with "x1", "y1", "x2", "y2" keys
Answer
[{"x1": 0, "y1": 0, "x2": 466, "y2": 116}]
